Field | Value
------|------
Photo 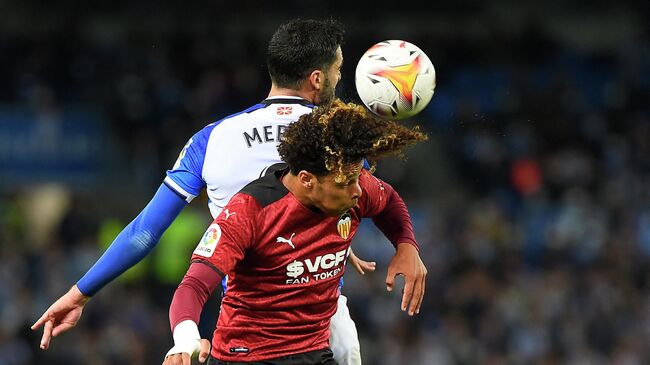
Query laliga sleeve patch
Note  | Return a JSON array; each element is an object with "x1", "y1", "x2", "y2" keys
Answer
[{"x1": 194, "y1": 223, "x2": 221, "y2": 257}]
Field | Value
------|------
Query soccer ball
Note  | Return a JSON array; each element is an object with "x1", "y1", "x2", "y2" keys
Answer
[{"x1": 355, "y1": 40, "x2": 436, "y2": 120}]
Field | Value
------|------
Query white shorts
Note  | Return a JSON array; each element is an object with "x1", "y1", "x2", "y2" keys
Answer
[{"x1": 329, "y1": 295, "x2": 362, "y2": 365}]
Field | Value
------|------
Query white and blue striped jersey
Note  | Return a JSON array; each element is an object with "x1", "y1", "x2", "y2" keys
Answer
[{"x1": 164, "y1": 96, "x2": 314, "y2": 218}]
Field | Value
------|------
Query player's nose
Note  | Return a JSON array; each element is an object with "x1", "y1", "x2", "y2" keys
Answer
[{"x1": 350, "y1": 182, "x2": 362, "y2": 200}]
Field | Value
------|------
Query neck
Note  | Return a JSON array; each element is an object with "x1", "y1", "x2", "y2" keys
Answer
[{"x1": 268, "y1": 84, "x2": 316, "y2": 103}]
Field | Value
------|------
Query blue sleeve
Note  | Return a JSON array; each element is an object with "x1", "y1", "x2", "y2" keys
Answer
[
  {"x1": 164, "y1": 124, "x2": 215, "y2": 202},
  {"x1": 76, "y1": 183, "x2": 188, "y2": 296}
]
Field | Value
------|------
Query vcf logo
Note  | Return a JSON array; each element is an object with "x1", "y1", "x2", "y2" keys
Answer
[{"x1": 277, "y1": 106, "x2": 293, "y2": 115}]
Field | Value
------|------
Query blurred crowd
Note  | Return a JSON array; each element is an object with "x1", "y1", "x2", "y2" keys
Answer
[{"x1": 1, "y1": 2, "x2": 649, "y2": 364}]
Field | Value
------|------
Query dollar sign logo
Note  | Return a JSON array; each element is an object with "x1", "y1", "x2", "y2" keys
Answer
[{"x1": 286, "y1": 260, "x2": 304, "y2": 278}]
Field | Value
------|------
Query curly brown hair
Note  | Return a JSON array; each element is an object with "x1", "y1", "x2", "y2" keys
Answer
[{"x1": 278, "y1": 99, "x2": 428, "y2": 182}]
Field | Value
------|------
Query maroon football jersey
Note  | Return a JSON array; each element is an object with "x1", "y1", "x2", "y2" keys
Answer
[{"x1": 189, "y1": 166, "x2": 414, "y2": 361}]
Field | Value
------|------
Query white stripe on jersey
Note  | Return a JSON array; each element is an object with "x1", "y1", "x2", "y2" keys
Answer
[{"x1": 164, "y1": 176, "x2": 196, "y2": 203}]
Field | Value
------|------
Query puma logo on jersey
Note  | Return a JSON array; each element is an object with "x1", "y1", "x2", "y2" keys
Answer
[
  {"x1": 276, "y1": 233, "x2": 296, "y2": 249},
  {"x1": 223, "y1": 209, "x2": 236, "y2": 220}
]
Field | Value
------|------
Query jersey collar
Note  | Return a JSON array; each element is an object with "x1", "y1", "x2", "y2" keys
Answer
[{"x1": 261, "y1": 96, "x2": 313, "y2": 107}]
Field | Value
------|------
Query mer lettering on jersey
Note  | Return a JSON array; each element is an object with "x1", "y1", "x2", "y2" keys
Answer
[
  {"x1": 164, "y1": 99, "x2": 313, "y2": 218},
  {"x1": 285, "y1": 247, "x2": 350, "y2": 285},
  {"x1": 243, "y1": 125, "x2": 287, "y2": 148}
]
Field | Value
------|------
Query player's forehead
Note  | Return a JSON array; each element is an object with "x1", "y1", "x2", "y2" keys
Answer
[{"x1": 322, "y1": 160, "x2": 363, "y2": 183}]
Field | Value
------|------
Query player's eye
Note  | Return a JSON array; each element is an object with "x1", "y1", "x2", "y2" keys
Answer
[
  {"x1": 335, "y1": 181, "x2": 351, "y2": 188},
  {"x1": 345, "y1": 178, "x2": 359, "y2": 186}
]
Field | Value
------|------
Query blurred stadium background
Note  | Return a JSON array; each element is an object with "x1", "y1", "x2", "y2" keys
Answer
[{"x1": 1, "y1": 0, "x2": 649, "y2": 364}]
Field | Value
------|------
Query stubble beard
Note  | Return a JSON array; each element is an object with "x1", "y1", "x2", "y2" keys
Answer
[{"x1": 318, "y1": 76, "x2": 336, "y2": 106}]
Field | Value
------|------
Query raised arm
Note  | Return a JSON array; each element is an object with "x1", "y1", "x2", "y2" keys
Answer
[{"x1": 32, "y1": 183, "x2": 187, "y2": 349}]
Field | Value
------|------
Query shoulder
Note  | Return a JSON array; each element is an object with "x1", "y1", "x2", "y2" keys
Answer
[
  {"x1": 200, "y1": 103, "x2": 270, "y2": 134},
  {"x1": 359, "y1": 169, "x2": 384, "y2": 190},
  {"x1": 222, "y1": 192, "x2": 263, "y2": 216},
  {"x1": 239, "y1": 163, "x2": 290, "y2": 208},
  {"x1": 354, "y1": 169, "x2": 392, "y2": 216},
  {"x1": 218, "y1": 166, "x2": 288, "y2": 224}
]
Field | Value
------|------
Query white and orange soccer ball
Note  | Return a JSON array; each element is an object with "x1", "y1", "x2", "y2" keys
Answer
[{"x1": 355, "y1": 40, "x2": 436, "y2": 119}]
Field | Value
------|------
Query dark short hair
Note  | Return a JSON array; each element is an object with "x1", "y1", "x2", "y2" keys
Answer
[
  {"x1": 278, "y1": 99, "x2": 428, "y2": 182},
  {"x1": 267, "y1": 19, "x2": 344, "y2": 89}
]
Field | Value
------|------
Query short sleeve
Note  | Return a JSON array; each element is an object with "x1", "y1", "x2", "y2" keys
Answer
[
  {"x1": 190, "y1": 193, "x2": 259, "y2": 277},
  {"x1": 164, "y1": 123, "x2": 217, "y2": 202}
]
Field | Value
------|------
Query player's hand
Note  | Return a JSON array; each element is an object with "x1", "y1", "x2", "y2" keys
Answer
[
  {"x1": 348, "y1": 249, "x2": 376, "y2": 275},
  {"x1": 163, "y1": 339, "x2": 211, "y2": 365},
  {"x1": 385, "y1": 243, "x2": 427, "y2": 316},
  {"x1": 31, "y1": 284, "x2": 90, "y2": 350}
]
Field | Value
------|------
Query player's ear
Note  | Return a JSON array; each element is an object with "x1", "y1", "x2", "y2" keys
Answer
[
  {"x1": 308, "y1": 69, "x2": 323, "y2": 91},
  {"x1": 297, "y1": 170, "x2": 315, "y2": 188}
]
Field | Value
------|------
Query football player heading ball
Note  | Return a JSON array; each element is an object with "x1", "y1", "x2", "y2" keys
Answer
[
  {"x1": 32, "y1": 19, "x2": 427, "y2": 365},
  {"x1": 164, "y1": 100, "x2": 428, "y2": 365}
]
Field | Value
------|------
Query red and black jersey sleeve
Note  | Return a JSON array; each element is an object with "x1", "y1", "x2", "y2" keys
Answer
[
  {"x1": 191, "y1": 192, "x2": 260, "y2": 276},
  {"x1": 169, "y1": 193, "x2": 261, "y2": 330},
  {"x1": 357, "y1": 170, "x2": 418, "y2": 250}
]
